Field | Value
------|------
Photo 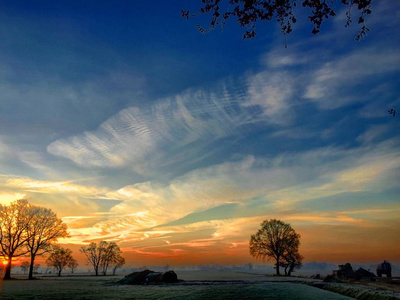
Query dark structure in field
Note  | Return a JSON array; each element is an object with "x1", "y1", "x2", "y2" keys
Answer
[
  {"x1": 376, "y1": 260, "x2": 392, "y2": 278},
  {"x1": 329, "y1": 263, "x2": 376, "y2": 281},
  {"x1": 118, "y1": 269, "x2": 179, "y2": 285}
]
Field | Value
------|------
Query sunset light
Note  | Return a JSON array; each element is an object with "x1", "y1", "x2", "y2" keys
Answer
[
  {"x1": 0, "y1": 1, "x2": 398, "y2": 267},
  {"x1": 0, "y1": 0, "x2": 399, "y2": 298}
]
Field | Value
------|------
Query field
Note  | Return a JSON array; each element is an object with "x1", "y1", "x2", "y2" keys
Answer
[{"x1": 0, "y1": 270, "x2": 354, "y2": 299}]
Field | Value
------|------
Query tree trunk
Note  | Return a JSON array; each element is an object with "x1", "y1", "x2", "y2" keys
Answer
[
  {"x1": 4, "y1": 257, "x2": 12, "y2": 280},
  {"x1": 275, "y1": 256, "x2": 280, "y2": 276},
  {"x1": 288, "y1": 263, "x2": 295, "y2": 276},
  {"x1": 103, "y1": 265, "x2": 108, "y2": 276},
  {"x1": 58, "y1": 269, "x2": 62, "y2": 277},
  {"x1": 28, "y1": 254, "x2": 35, "y2": 280}
]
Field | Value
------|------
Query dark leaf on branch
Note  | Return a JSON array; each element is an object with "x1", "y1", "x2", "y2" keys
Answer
[{"x1": 182, "y1": 0, "x2": 373, "y2": 41}]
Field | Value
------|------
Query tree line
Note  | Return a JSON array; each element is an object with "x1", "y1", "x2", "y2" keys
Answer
[
  {"x1": 0, "y1": 199, "x2": 124, "y2": 279},
  {"x1": 43, "y1": 241, "x2": 125, "y2": 277},
  {"x1": 2, "y1": 200, "x2": 299, "y2": 278}
]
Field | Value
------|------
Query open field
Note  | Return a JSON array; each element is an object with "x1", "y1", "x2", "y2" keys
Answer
[{"x1": 0, "y1": 271, "x2": 354, "y2": 300}]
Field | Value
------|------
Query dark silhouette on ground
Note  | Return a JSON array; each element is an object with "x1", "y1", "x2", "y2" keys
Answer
[
  {"x1": 46, "y1": 245, "x2": 75, "y2": 277},
  {"x1": 0, "y1": 200, "x2": 33, "y2": 280},
  {"x1": 0, "y1": 199, "x2": 68, "y2": 280},
  {"x1": 377, "y1": 260, "x2": 392, "y2": 278},
  {"x1": 311, "y1": 262, "x2": 399, "y2": 299},
  {"x1": 80, "y1": 241, "x2": 124, "y2": 276},
  {"x1": 118, "y1": 270, "x2": 179, "y2": 285},
  {"x1": 249, "y1": 219, "x2": 302, "y2": 276},
  {"x1": 326, "y1": 262, "x2": 376, "y2": 281}
]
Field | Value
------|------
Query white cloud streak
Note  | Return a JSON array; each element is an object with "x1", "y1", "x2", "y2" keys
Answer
[
  {"x1": 47, "y1": 84, "x2": 263, "y2": 172},
  {"x1": 303, "y1": 48, "x2": 400, "y2": 109}
]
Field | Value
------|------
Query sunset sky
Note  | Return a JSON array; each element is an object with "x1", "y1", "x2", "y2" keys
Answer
[{"x1": 0, "y1": 1, "x2": 399, "y2": 267}]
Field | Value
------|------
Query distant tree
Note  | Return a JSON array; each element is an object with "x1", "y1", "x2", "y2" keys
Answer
[
  {"x1": 25, "y1": 205, "x2": 68, "y2": 279},
  {"x1": 68, "y1": 258, "x2": 79, "y2": 274},
  {"x1": 33, "y1": 263, "x2": 40, "y2": 274},
  {"x1": 46, "y1": 245, "x2": 74, "y2": 277},
  {"x1": 249, "y1": 219, "x2": 301, "y2": 276},
  {"x1": 0, "y1": 199, "x2": 34, "y2": 279},
  {"x1": 20, "y1": 261, "x2": 30, "y2": 275},
  {"x1": 81, "y1": 241, "x2": 124, "y2": 276},
  {"x1": 182, "y1": 0, "x2": 372, "y2": 41},
  {"x1": 100, "y1": 242, "x2": 122, "y2": 276},
  {"x1": 112, "y1": 256, "x2": 125, "y2": 276},
  {"x1": 80, "y1": 242, "x2": 103, "y2": 276}
]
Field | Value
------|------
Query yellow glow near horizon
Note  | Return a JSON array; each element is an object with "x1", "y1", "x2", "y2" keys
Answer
[
  {"x1": 1, "y1": 148, "x2": 399, "y2": 266},
  {"x1": 0, "y1": 192, "x2": 26, "y2": 205},
  {"x1": 5, "y1": 177, "x2": 108, "y2": 195}
]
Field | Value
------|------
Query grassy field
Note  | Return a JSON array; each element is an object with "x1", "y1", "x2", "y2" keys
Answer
[{"x1": 0, "y1": 271, "x2": 353, "y2": 299}]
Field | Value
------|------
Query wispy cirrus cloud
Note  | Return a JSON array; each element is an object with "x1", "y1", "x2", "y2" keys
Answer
[
  {"x1": 303, "y1": 48, "x2": 400, "y2": 109},
  {"x1": 356, "y1": 124, "x2": 390, "y2": 145},
  {"x1": 46, "y1": 30, "x2": 400, "y2": 180},
  {"x1": 47, "y1": 84, "x2": 264, "y2": 174}
]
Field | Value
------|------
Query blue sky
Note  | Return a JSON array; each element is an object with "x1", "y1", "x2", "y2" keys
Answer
[{"x1": 0, "y1": 0, "x2": 399, "y2": 265}]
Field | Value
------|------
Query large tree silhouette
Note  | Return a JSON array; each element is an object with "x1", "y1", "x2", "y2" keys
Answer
[
  {"x1": 249, "y1": 219, "x2": 301, "y2": 276},
  {"x1": 0, "y1": 200, "x2": 69, "y2": 280},
  {"x1": 26, "y1": 206, "x2": 68, "y2": 279},
  {"x1": 0, "y1": 200, "x2": 33, "y2": 280}
]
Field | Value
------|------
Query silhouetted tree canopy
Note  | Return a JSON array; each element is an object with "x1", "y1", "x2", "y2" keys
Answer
[
  {"x1": 0, "y1": 200, "x2": 34, "y2": 279},
  {"x1": 182, "y1": 0, "x2": 372, "y2": 41},
  {"x1": 46, "y1": 245, "x2": 74, "y2": 277},
  {"x1": 0, "y1": 200, "x2": 68, "y2": 280},
  {"x1": 249, "y1": 219, "x2": 301, "y2": 276},
  {"x1": 279, "y1": 239, "x2": 303, "y2": 276},
  {"x1": 80, "y1": 241, "x2": 124, "y2": 276},
  {"x1": 68, "y1": 258, "x2": 79, "y2": 274},
  {"x1": 26, "y1": 205, "x2": 68, "y2": 279},
  {"x1": 112, "y1": 255, "x2": 125, "y2": 276}
]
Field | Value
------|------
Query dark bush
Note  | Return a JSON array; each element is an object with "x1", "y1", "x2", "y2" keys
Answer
[{"x1": 118, "y1": 269, "x2": 179, "y2": 285}]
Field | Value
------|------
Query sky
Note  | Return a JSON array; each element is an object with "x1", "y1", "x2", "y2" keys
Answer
[{"x1": 0, "y1": 1, "x2": 399, "y2": 267}]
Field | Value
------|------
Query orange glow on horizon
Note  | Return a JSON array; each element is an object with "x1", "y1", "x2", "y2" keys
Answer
[{"x1": 0, "y1": 257, "x2": 20, "y2": 265}]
